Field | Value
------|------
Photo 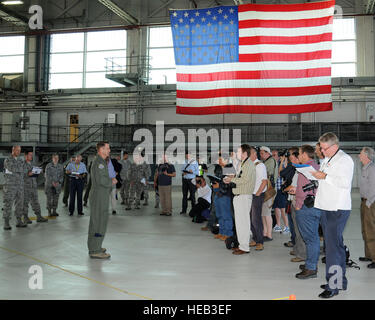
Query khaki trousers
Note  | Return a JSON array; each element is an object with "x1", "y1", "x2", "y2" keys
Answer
[
  {"x1": 361, "y1": 199, "x2": 375, "y2": 261},
  {"x1": 159, "y1": 185, "x2": 172, "y2": 214},
  {"x1": 233, "y1": 194, "x2": 253, "y2": 252}
]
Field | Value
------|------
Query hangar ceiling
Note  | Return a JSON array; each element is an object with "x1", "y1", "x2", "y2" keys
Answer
[{"x1": 0, "y1": 0, "x2": 369, "y2": 33}]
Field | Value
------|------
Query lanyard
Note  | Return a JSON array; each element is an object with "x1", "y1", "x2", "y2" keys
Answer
[
  {"x1": 241, "y1": 157, "x2": 249, "y2": 168},
  {"x1": 75, "y1": 163, "x2": 80, "y2": 172},
  {"x1": 321, "y1": 149, "x2": 340, "y2": 172}
]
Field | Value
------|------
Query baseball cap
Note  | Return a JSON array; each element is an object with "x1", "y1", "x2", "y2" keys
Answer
[{"x1": 260, "y1": 146, "x2": 271, "y2": 154}]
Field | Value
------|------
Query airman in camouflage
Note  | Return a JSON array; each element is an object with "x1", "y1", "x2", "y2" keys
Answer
[
  {"x1": 119, "y1": 151, "x2": 131, "y2": 206},
  {"x1": 127, "y1": 155, "x2": 151, "y2": 210},
  {"x1": 3, "y1": 146, "x2": 27, "y2": 230},
  {"x1": 44, "y1": 154, "x2": 64, "y2": 217},
  {"x1": 23, "y1": 151, "x2": 48, "y2": 224}
]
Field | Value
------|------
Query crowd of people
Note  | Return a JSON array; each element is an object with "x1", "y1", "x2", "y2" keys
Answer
[
  {"x1": 153, "y1": 132, "x2": 375, "y2": 299},
  {"x1": 2, "y1": 132, "x2": 375, "y2": 298}
]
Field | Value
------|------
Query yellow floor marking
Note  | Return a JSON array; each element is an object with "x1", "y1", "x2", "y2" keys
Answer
[{"x1": 0, "y1": 245, "x2": 152, "y2": 300}]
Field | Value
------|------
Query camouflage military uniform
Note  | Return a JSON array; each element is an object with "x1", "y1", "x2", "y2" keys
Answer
[
  {"x1": 22, "y1": 161, "x2": 48, "y2": 223},
  {"x1": 44, "y1": 162, "x2": 64, "y2": 215},
  {"x1": 119, "y1": 158, "x2": 131, "y2": 206},
  {"x1": 3, "y1": 156, "x2": 26, "y2": 228},
  {"x1": 127, "y1": 162, "x2": 151, "y2": 209}
]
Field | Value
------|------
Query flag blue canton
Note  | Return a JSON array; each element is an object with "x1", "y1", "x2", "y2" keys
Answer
[{"x1": 170, "y1": 6, "x2": 239, "y2": 66}]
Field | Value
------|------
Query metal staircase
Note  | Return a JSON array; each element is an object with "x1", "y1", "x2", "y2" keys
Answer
[{"x1": 64, "y1": 123, "x2": 104, "y2": 164}]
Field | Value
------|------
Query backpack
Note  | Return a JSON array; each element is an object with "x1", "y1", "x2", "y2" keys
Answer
[
  {"x1": 321, "y1": 246, "x2": 360, "y2": 270},
  {"x1": 225, "y1": 235, "x2": 239, "y2": 250}
]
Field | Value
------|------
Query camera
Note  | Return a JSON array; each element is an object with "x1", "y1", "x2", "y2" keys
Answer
[
  {"x1": 302, "y1": 180, "x2": 318, "y2": 192},
  {"x1": 279, "y1": 149, "x2": 289, "y2": 158},
  {"x1": 159, "y1": 163, "x2": 169, "y2": 173}
]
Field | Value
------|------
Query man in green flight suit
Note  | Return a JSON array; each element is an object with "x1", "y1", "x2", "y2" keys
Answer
[{"x1": 87, "y1": 141, "x2": 117, "y2": 259}]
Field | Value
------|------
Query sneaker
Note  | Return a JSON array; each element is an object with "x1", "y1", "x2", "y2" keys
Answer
[
  {"x1": 273, "y1": 225, "x2": 282, "y2": 232},
  {"x1": 282, "y1": 226, "x2": 290, "y2": 234}
]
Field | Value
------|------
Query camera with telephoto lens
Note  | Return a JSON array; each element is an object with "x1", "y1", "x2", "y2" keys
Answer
[
  {"x1": 302, "y1": 180, "x2": 318, "y2": 208},
  {"x1": 302, "y1": 180, "x2": 318, "y2": 192},
  {"x1": 279, "y1": 149, "x2": 290, "y2": 158}
]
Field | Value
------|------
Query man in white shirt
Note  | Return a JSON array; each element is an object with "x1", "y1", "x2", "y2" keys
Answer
[
  {"x1": 249, "y1": 147, "x2": 268, "y2": 251},
  {"x1": 312, "y1": 132, "x2": 354, "y2": 299},
  {"x1": 188, "y1": 176, "x2": 212, "y2": 223}
]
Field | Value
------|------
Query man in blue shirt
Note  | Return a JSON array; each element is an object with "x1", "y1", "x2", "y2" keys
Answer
[
  {"x1": 180, "y1": 152, "x2": 199, "y2": 215},
  {"x1": 66, "y1": 154, "x2": 87, "y2": 216}
]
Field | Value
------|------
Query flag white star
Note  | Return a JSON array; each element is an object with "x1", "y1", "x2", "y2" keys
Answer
[
  {"x1": 179, "y1": 18, "x2": 183, "y2": 23},
  {"x1": 190, "y1": 18, "x2": 195, "y2": 23},
  {"x1": 223, "y1": 14, "x2": 228, "y2": 19},
  {"x1": 201, "y1": 17, "x2": 206, "y2": 22},
  {"x1": 218, "y1": 9, "x2": 223, "y2": 14},
  {"x1": 184, "y1": 12, "x2": 189, "y2": 17},
  {"x1": 173, "y1": 12, "x2": 177, "y2": 17},
  {"x1": 212, "y1": 16, "x2": 217, "y2": 21},
  {"x1": 195, "y1": 11, "x2": 200, "y2": 16},
  {"x1": 206, "y1": 10, "x2": 211, "y2": 15},
  {"x1": 229, "y1": 8, "x2": 234, "y2": 13}
]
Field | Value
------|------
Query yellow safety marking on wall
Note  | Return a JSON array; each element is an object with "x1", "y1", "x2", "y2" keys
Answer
[{"x1": 0, "y1": 245, "x2": 152, "y2": 300}]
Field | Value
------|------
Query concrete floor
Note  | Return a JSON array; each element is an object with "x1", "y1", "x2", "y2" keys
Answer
[{"x1": 0, "y1": 187, "x2": 374, "y2": 300}]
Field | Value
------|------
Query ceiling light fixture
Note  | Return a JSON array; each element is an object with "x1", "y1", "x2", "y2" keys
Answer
[{"x1": 1, "y1": 1, "x2": 24, "y2": 5}]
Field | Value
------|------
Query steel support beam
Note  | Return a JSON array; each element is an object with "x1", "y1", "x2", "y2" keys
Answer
[
  {"x1": 97, "y1": 0, "x2": 138, "y2": 25},
  {"x1": 148, "y1": 0, "x2": 177, "y2": 18},
  {"x1": 54, "y1": 0, "x2": 83, "y2": 20}
]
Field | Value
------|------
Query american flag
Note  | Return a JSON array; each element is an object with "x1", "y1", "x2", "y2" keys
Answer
[{"x1": 170, "y1": 0, "x2": 335, "y2": 115}]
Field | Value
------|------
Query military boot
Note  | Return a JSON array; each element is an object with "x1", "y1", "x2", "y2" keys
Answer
[
  {"x1": 16, "y1": 218, "x2": 27, "y2": 228},
  {"x1": 89, "y1": 252, "x2": 111, "y2": 259},
  {"x1": 143, "y1": 199, "x2": 148, "y2": 206},
  {"x1": 52, "y1": 209, "x2": 59, "y2": 217},
  {"x1": 3, "y1": 219, "x2": 11, "y2": 231},
  {"x1": 36, "y1": 214, "x2": 48, "y2": 223},
  {"x1": 24, "y1": 216, "x2": 33, "y2": 224}
]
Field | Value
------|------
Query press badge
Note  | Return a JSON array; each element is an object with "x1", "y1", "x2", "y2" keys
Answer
[{"x1": 98, "y1": 164, "x2": 104, "y2": 169}]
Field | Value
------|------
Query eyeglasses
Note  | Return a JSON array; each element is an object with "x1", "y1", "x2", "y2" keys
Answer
[{"x1": 320, "y1": 144, "x2": 335, "y2": 152}]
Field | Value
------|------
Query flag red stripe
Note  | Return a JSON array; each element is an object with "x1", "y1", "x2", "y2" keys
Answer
[
  {"x1": 238, "y1": 16, "x2": 333, "y2": 29},
  {"x1": 176, "y1": 103, "x2": 333, "y2": 115},
  {"x1": 176, "y1": 68, "x2": 331, "y2": 82},
  {"x1": 239, "y1": 33, "x2": 332, "y2": 45},
  {"x1": 239, "y1": 50, "x2": 332, "y2": 62},
  {"x1": 176, "y1": 85, "x2": 331, "y2": 99},
  {"x1": 238, "y1": 1, "x2": 335, "y2": 13}
]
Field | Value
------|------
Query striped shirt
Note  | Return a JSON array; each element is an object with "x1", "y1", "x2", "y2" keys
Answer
[{"x1": 231, "y1": 157, "x2": 256, "y2": 195}]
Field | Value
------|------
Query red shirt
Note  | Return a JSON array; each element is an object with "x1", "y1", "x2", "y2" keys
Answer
[{"x1": 295, "y1": 160, "x2": 320, "y2": 209}]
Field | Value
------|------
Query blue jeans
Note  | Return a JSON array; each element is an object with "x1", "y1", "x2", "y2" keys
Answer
[
  {"x1": 295, "y1": 205, "x2": 321, "y2": 271},
  {"x1": 319, "y1": 209, "x2": 350, "y2": 293},
  {"x1": 214, "y1": 194, "x2": 233, "y2": 237},
  {"x1": 288, "y1": 209, "x2": 296, "y2": 245}
]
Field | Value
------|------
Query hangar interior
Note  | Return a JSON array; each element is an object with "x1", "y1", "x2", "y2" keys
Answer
[{"x1": 0, "y1": 0, "x2": 375, "y2": 300}]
